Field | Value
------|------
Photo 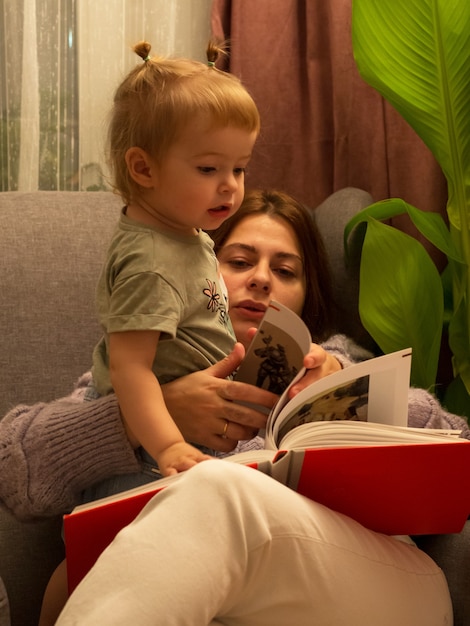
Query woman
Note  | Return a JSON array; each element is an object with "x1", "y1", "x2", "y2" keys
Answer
[
  {"x1": 0, "y1": 189, "x2": 362, "y2": 520},
  {"x1": 37, "y1": 188, "x2": 358, "y2": 624},
  {"x1": 4, "y1": 189, "x2": 466, "y2": 625}
]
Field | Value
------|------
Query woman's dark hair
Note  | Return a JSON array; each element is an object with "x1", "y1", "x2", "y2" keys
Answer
[{"x1": 210, "y1": 189, "x2": 336, "y2": 341}]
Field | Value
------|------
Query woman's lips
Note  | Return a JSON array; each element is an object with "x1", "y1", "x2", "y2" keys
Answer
[{"x1": 232, "y1": 301, "x2": 267, "y2": 320}]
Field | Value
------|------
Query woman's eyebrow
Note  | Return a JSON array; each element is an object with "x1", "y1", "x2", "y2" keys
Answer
[
  {"x1": 220, "y1": 242, "x2": 257, "y2": 253},
  {"x1": 274, "y1": 251, "x2": 303, "y2": 264},
  {"x1": 220, "y1": 242, "x2": 302, "y2": 263}
]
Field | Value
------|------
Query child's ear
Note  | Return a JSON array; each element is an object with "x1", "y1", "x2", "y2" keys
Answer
[{"x1": 125, "y1": 147, "x2": 157, "y2": 188}]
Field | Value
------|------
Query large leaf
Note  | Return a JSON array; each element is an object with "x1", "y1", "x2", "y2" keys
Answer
[
  {"x1": 352, "y1": 0, "x2": 470, "y2": 232},
  {"x1": 358, "y1": 219, "x2": 443, "y2": 389},
  {"x1": 352, "y1": 0, "x2": 470, "y2": 395},
  {"x1": 447, "y1": 257, "x2": 470, "y2": 389},
  {"x1": 443, "y1": 375, "x2": 470, "y2": 419},
  {"x1": 345, "y1": 198, "x2": 463, "y2": 262}
]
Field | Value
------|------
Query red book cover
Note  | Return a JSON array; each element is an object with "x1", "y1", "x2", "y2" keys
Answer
[
  {"x1": 65, "y1": 485, "x2": 165, "y2": 594},
  {"x1": 291, "y1": 443, "x2": 470, "y2": 536},
  {"x1": 65, "y1": 440, "x2": 470, "y2": 594}
]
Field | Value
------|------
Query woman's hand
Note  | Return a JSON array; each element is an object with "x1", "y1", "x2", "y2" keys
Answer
[
  {"x1": 162, "y1": 343, "x2": 277, "y2": 452},
  {"x1": 287, "y1": 343, "x2": 342, "y2": 399}
]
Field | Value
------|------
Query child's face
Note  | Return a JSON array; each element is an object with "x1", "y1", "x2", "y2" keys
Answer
[{"x1": 141, "y1": 119, "x2": 258, "y2": 234}]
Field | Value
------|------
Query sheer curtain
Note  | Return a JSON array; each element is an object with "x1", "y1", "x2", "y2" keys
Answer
[{"x1": 0, "y1": 0, "x2": 212, "y2": 191}]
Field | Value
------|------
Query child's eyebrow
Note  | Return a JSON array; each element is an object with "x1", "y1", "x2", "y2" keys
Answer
[{"x1": 193, "y1": 151, "x2": 253, "y2": 160}]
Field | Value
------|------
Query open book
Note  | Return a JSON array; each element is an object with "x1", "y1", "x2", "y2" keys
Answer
[
  {"x1": 235, "y1": 300, "x2": 413, "y2": 447},
  {"x1": 64, "y1": 302, "x2": 470, "y2": 592},
  {"x1": 65, "y1": 429, "x2": 470, "y2": 593}
]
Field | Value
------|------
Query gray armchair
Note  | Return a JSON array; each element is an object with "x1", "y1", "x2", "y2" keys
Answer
[{"x1": 0, "y1": 189, "x2": 468, "y2": 625}]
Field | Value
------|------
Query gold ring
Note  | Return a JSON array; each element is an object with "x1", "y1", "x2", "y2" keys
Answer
[{"x1": 222, "y1": 419, "x2": 229, "y2": 438}]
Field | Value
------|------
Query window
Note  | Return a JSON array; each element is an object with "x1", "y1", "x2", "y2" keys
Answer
[{"x1": 0, "y1": 0, "x2": 212, "y2": 191}]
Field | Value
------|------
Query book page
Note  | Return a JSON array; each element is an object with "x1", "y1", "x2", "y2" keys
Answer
[
  {"x1": 265, "y1": 349, "x2": 412, "y2": 449},
  {"x1": 277, "y1": 420, "x2": 465, "y2": 449},
  {"x1": 234, "y1": 300, "x2": 311, "y2": 394}
]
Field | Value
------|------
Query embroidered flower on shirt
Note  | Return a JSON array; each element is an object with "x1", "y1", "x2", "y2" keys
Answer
[{"x1": 203, "y1": 279, "x2": 221, "y2": 312}]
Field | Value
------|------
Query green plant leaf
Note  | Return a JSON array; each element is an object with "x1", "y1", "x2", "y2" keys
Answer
[
  {"x1": 406, "y1": 204, "x2": 463, "y2": 263},
  {"x1": 345, "y1": 198, "x2": 463, "y2": 263},
  {"x1": 443, "y1": 375, "x2": 470, "y2": 420},
  {"x1": 352, "y1": 0, "x2": 470, "y2": 233},
  {"x1": 351, "y1": 0, "x2": 470, "y2": 396},
  {"x1": 446, "y1": 258, "x2": 470, "y2": 393},
  {"x1": 359, "y1": 219, "x2": 443, "y2": 389}
]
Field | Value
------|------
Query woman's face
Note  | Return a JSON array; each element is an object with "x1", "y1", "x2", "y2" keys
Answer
[{"x1": 217, "y1": 213, "x2": 306, "y2": 349}]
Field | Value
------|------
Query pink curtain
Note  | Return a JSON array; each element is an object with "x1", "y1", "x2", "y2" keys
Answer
[{"x1": 211, "y1": 0, "x2": 447, "y2": 242}]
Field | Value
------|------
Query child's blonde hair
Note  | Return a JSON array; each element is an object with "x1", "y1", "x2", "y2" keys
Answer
[{"x1": 107, "y1": 41, "x2": 261, "y2": 203}]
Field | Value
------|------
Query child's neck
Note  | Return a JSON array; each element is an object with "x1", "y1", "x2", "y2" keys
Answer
[{"x1": 126, "y1": 202, "x2": 198, "y2": 236}]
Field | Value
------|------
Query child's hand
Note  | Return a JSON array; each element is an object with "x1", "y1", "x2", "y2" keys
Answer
[{"x1": 157, "y1": 441, "x2": 213, "y2": 476}]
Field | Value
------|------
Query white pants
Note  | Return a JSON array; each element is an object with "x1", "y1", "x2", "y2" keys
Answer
[{"x1": 57, "y1": 461, "x2": 452, "y2": 626}]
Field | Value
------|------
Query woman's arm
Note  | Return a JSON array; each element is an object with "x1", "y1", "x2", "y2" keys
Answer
[
  {"x1": 3, "y1": 338, "x2": 469, "y2": 520},
  {"x1": 407, "y1": 387, "x2": 470, "y2": 437},
  {"x1": 0, "y1": 335, "x2": 369, "y2": 520},
  {"x1": 166, "y1": 335, "x2": 369, "y2": 442},
  {"x1": 0, "y1": 346, "x2": 276, "y2": 519},
  {"x1": 0, "y1": 382, "x2": 139, "y2": 520},
  {"x1": 163, "y1": 342, "x2": 277, "y2": 451},
  {"x1": 9, "y1": 330, "x2": 466, "y2": 521}
]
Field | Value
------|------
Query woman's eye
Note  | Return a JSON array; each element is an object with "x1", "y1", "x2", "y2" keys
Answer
[
  {"x1": 226, "y1": 259, "x2": 251, "y2": 269},
  {"x1": 275, "y1": 267, "x2": 297, "y2": 279}
]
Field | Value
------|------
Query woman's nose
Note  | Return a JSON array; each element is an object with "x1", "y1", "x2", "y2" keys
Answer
[{"x1": 247, "y1": 265, "x2": 271, "y2": 292}]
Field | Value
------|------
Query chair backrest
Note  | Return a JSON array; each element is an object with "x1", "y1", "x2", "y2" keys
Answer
[
  {"x1": 0, "y1": 187, "x2": 376, "y2": 418},
  {"x1": 313, "y1": 187, "x2": 378, "y2": 354},
  {"x1": 0, "y1": 191, "x2": 121, "y2": 416}
]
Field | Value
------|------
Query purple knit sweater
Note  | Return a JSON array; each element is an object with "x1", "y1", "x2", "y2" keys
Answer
[{"x1": 1, "y1": 338, "x2": 469, "y2": 520}]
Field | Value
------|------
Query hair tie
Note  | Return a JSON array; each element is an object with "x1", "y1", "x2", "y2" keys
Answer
[
  {"x1": 143, "y1": 55, "x2": 150, "y2": 62},
  {"x1": 207, "y1": 61, "x2": 215, "y2": 67}
]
